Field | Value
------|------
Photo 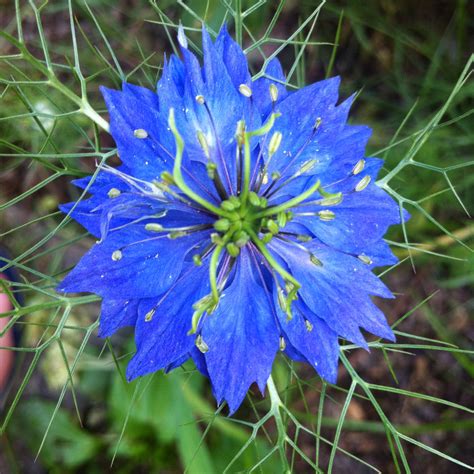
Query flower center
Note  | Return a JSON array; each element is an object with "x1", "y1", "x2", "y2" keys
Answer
[{"x1": 212, "y1": 192, "x2": 280, "y2": 257}]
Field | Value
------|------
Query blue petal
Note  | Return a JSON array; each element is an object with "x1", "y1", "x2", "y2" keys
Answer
[
  {"x1": 126, "y1": 263, "x2": 210, "y2": 380},
  {"x1": 100, "y1": 84, "x2": 174, "y2": 181},
  {"x1": 58, "y1": 225, "x2": 211, "y2": 299},
  {"x1": 163, "y1": 347, "x2": 209, "y2": 378},
  {"x1": 261, "y1": 77, "x2": 342, "y2": 180},
  {"x1": 177, "y1": 28, "x2": 260, "y2": 192},
  {"x1": 214, "y1": 24, "x2": 251, "y2": 88},
  {"x1": 277, "y1": 300, "x2": 340, "y2": 383},
  {"x1": 60, "y1": 199, "x2": 104, "y2": 237},
  {"x1": 191, "y1": 347, "x2": 209, "y2": 378},
  {"x1": 269, "y1": 239, "x2": 395, "y2": 347},
  {"x1": 201, "y1": 248, "x2": 279, "y2": 414},
  {"x1": 294, "y1": 183, "x2": 404, "y2": 254},
  {"x1": 98, "y1": 298, "x2": 140, "y2": 337},
  {"x1": 363, "y1": 239, "x2": 399, "y2": 268},
  {"x1": 72, "y1": 167, "x2": 132, "y2": 196}
]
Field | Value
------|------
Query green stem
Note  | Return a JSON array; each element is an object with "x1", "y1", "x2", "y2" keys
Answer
[
  {"x1": 0, "y1": 30, "x2": 109, "y2": 132},
  {"x1": 254, "y1": 179, "x2": 321, "y2": 219},
  {"x1": 267, "y1": 375, "x2": 290, "y2": 471},
  {"x1": 168, "y1": 109, "x2": 231, "y2": 218}
]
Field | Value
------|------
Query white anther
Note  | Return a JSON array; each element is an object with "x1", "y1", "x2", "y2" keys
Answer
[
  {"x1": 318, "y1": 209, "x2": 335, "y2": 221},
  {"x1": 196, "y1": 334, "x2": 209, "y2": 353},
  {"x1": 355, "y1": 175, "x2": 371, "y2": 192},
  {"x1": 358, "y1": 254, "x2": 373, "y2": 265},
  {"x1": 107, "y1": 188, "x2": 121, "y2": 199},
  {"x1": 111, "y1": 250, "x2": 122, "y2": 261},
  {"x1": 197, "y1": 131, "x2": 210, "y2": 159},
  {"x1": 296, "y1": 159, "x2": 318, "y2": 176},
  {"x1": 316, "y1": 195, "x2": 343, "y2": 206},
  {"x1": 238, "y1": 84, "x2": 252, "y2": 97},
  {"x1": 145, "y1": 223, "x2": 164, "y2": 232},
  {"x1": 268, "y1": 131, "x2": 283, "y2": 157},
  {"x1": 279, "y1": 336, "x2": 286, "y2": 351},
  {"x1": 352, "y1": 159, "x2": 365, "y2": 175},
  {"x1": 269, "y1": 84, "x2": 279, "y2": 102},
  {"x1": 133, "y1": 128, "x2": 148, "y2": 139},
  {"x1": 145, "y1": 308, "x2": 155, "y2": 322},
  {"x1": 195, "y1": 94, "x2": 205, "y2": 104}
]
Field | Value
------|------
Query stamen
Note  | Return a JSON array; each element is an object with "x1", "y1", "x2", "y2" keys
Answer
[
  {"x1": 193, "y1": 254, "x2": 202, "y2": 266},
  {"x1": 279, "y1": 336, "x2": 286, "y2": 351},
  {"x1": 145, "y1": 308, "x2": 155, "y2": 322},
  {"x1": 197, "y1": 131, "x2": 210, "y2": 159},
  {"x1": 102, "y1": 163, "x2": 164, "y2": 197},
  {"x1": 296, "y1": 234, "x2": 312, "y2": 242},
  {"x1": 195, "y1": 334, "x2": 209, "y2": 353},
  {"x1": 195, "y1": 94, "x2": 205, "y2": 104},
  {"x1": 314, "y1": 195, "x2": 343, "y2": 206},
  {"x1": 297, "y1": 159, "x2": 318, "y2": 176},
  {"x1": 107, "y1": 188, "x2": 121, "y2": 198},
  {"x1": 111, "y1": 250, "x2": 123, "y2": 261},
  {"x1": 352, "y1": 159, "x2": 365, "y2": 175},
  {"x1": 160, "y1": 171, "x2": 175, "y2": 186},
  {"x1": 145, "y1": 223, "x2": 164, "y2": 232},
  {"x1": 271, "y1": 171, "x2": 281, "y2": 181},
  {"x1": 133, "y1": 128, "x2": 148, "y2": 139},
  {"x1": 268, "y1": 131, "x2": 282, "y2": 157},
  {"x1": 238, "y1": 84, "x2": 252, "y2": 97},
  {"x1": 318, "y1": 209, "x2": 335, "y2": 221},
  {"x1": 355, "y1": 175, "x2": 371, "y2": 192},
  {"x1": 358, "y1": 254, "x2": 373, "y2": 265},
  {"x1": 167, "y1": 231, "x2": 187, "y2": 239},
  {"x1": 263, "y1": 116, "x2": 323, "y2": 193},
  {"x1": 269, "y1": 84, "x2": 279, "y2": 102},
  {"x1": 310, "y1": 254, "x2": 323, "y2": 266},
  {"x1": 200, "y1": 102, "x2": 233, "y2": 195},
  {"x1": 305, "y1": 319, "x2": 313, "y2": 332},
  {"x1": 264, "y1": 159, "x2": 318, "y2": 199},
  {"x1": 206, "y1": 162, "x2": 217, "y2": 179}
]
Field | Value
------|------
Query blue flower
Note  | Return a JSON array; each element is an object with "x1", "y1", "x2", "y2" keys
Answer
[{"x1": 58, "y1": 26, "x2": 407, "y2": 414}]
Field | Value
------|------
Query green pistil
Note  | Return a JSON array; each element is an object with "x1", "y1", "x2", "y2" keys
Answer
[
  {"x1": 254, "y1": 179, "x2": 321, "y2": 219},
  {"x1": 168, "y1": 109, "x2": 232, "y2": 218},
  {"x1": 209, "y1": 239, "x2": 227, "y2": 303},
  {"x1": 244, "y1": 225, "x2": 300, "y2": 318},
  {"x1": 241, "y1": 113, "x2": 281, "y2": 207}
]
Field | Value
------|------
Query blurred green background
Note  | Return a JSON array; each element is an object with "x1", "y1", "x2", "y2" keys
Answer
[{"x1": 0, "y1": 1, "x2": 472, "y2": 472}]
